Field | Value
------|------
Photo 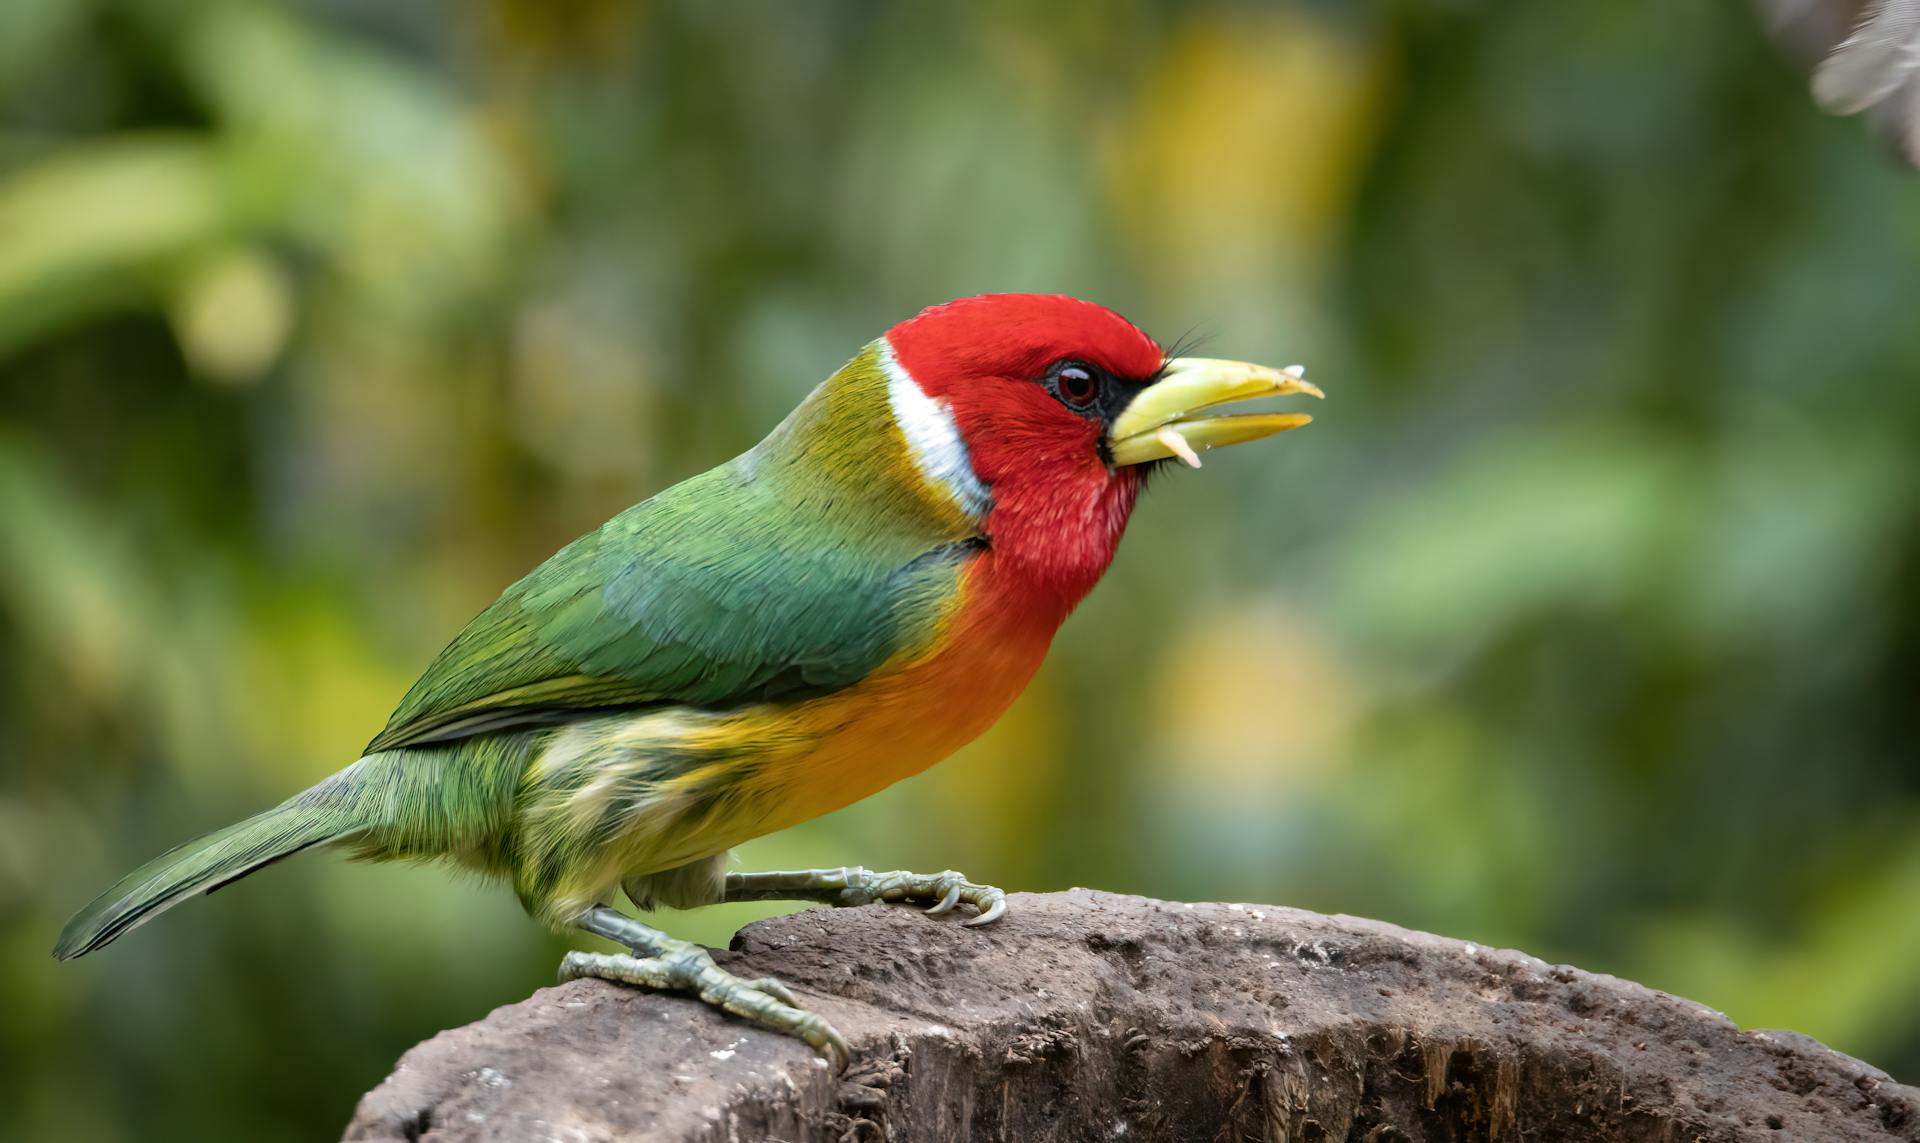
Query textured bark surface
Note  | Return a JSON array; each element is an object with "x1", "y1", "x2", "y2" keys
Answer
[{"x1": 345, "y1": 890, "x2": 1919, "y2": 1142}]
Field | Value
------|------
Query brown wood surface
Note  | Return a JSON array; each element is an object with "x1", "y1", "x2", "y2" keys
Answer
[{"x1": 345, "y1": 889, "x2": 1920, "y2": 1142}]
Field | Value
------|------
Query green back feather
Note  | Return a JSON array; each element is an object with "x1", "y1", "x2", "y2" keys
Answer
[{"x1": 367, "y1": 344, "x2": 982, "y2": 752}]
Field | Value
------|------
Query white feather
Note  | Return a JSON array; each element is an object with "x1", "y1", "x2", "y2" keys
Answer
[{"x1": 878, "y1": 338, "x2": 992, "y2": 520}]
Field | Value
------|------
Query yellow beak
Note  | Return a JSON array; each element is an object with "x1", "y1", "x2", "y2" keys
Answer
[{"x1": 1109, "y1": 357, "x2": 1324, "y2": 468}]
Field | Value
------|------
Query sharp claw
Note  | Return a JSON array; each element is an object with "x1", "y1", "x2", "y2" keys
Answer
[
  {"x1": 964, "y1": 896, "x2": 1008, "y2": 927},
  {"x1": 926, "y1": 881, "x2": 963, "y2": 915},
  {"x1": 779, "y1": 1008, "x2": 850, "y2": 1071},
  {"x1": 821, "y1": 1025, "x2": 852, "y2": 1072},
  {"x1": 785, "y1": 1007, "x2": 850, "y2": 1071}
]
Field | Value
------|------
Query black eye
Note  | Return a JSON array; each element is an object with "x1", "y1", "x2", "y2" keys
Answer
[{"x1": 1054, "y1": 362, "x2": 1100, "y2": 409}]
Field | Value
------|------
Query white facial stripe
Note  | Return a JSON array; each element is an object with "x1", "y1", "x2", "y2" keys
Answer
[{"x1": 879, "y1": 337, "x2": 991, "y2": 521}]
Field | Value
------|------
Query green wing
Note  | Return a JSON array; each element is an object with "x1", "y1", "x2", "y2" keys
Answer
[{"x1": 365, "y1": 456, "x2": 977, "y2": 754}]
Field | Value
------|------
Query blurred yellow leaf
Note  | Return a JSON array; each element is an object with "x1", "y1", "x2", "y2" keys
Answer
[
  {"x1": 169, "y1": 247, "x2": 297, "y2": 386},
  {"x1": 0, "y1": 136, "x2": 233, "y2": 353},
  {"x1": 1105, "y1": 8, "x2": 1387, "y2": 287},
  {"x1": 1149, "y1": 599, "x2": 1356, "y2": 796}
]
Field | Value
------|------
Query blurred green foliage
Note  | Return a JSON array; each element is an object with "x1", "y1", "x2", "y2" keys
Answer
[{"x1": 4, "y1": 1, "x2": 1918, "y2": 1139}]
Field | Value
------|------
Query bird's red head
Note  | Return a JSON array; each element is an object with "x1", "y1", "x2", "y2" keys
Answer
[
  {"x1": 884, "y1": 294, "x2": 1167, "y2": 611},
  {"x1": 881, "y1": 293, "x2": 1320, "y2": 618}
]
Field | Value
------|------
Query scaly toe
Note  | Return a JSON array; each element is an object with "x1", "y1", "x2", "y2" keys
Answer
[
  {"x1": 744, "y1": 976, "x2": 800, "y2": 1006},
  {"x1": 739, "y1": 986, "x2": 850, "y2": 1071}
]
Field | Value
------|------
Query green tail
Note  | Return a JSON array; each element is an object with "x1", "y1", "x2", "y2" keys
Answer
[{"x1": 54, "y1": 762, "x2": 380, "y2": 960}]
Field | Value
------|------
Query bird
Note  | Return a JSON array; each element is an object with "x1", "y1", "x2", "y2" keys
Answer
[
  {"x1": 54, "y1": 293, "x2": 1322, "y2": 1066},
  {"x1": 1756, "y1": 0, "x2": 1920, "y2": 166}
]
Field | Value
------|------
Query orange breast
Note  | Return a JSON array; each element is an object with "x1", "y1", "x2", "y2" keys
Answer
[{"x1": 752, "y1": 558, "x2": 1056, "y2": 830}]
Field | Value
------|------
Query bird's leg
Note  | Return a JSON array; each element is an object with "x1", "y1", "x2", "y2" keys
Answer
[
  {"x1": 560, "y1": 905, "x2": 849, "y2": 1070},
  {"x1": 723, "y1": 867, "x2": 1007, "y2": 926}
]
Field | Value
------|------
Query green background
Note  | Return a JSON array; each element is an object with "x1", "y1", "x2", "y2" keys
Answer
[{"x1": 3, "y1": 2, "x2": 1918, "y2": 1139}]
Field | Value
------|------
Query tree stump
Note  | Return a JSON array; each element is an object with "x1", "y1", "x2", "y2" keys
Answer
[{"x1": 344, "y1": 889, "x2": 1918, "y2": 1141}]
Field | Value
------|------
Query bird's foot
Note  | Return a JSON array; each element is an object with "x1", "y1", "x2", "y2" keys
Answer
[
  {"x1": 569, "y1": 906, "x2": 849, "y2": 1069},
  {"x1": 723, "y1": 866, "x2": 1007, "y2": 926},
  {"x1": 560, "y1": 945, "x2": 848, "y2": 1070},
  {"x1": 834, "y1": 867, "x2": 1009, "y2": 925}
]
